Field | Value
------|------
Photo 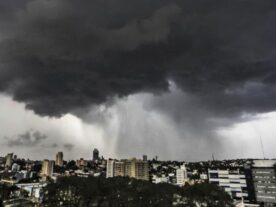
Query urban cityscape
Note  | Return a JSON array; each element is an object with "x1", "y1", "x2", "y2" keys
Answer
[
  {"x1": 0, "y1": 149, "x2": 276, "y2": 206},
  {"x1": 1, "y1": 0, "x2": 276, "y2": 207}
]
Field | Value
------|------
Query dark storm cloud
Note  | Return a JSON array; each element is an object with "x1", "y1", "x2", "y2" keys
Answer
[
  {"x1": 0, "y1": 1, "x2": 31, "y2": 19},
  {"x1": 6, "y1": 130, "x2": 47, "y2": 147},
  {"x1": 0, "y1": 0, "x2": 276, "y2": 118}
]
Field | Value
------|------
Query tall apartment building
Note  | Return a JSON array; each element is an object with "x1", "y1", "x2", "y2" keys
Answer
[
  {"x1": 93, "y1": 148, "x2": 99, "y2": 161},
  {"x1": 114, "y1": 161, "x2": 125, "y2": 177},
  {"x1": 106, "y1": 158, "x2": 149, "y2": 181},
  {"x1": 55, "y1": 152, "x2": 63, "y2": 167},
  {"x1": 134, "y1": 159, "x2": 149, "y2": 181},
  {"x1": 176, "y1": 164, "x2": 188, "y2": 186},
  {"x1": 5, "y1": 153, "x2": 13, "y2": 168},
  {"x1": 143, "y1": 155, "x2": 147, "y2": 161},
  {"x1": 251, "y1": 160, "x2": 276, "y2": 206},
  {"x1": 41, "y1": 159, "x2": 54, "y2": 177},
  {"x1": 208, "y1": 169, "x2": 250, "y2": 201},
  {"x1": 124, "y1": 159, "x2": 135, "y2": 177},
  {"x1": 124, "y1": 158, "x2": 149, "y2": 181},
  {"x1": 106, "y1": 159, "x2": 114, "y2": 178}
]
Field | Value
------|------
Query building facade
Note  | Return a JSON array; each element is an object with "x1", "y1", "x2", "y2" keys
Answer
[
  {"x1": 5, "y1": 153, "x2": 13, "y2": 168},
  {"x1": 134, "y1": 159, "x2": 149, "y2": 181},
  {"x1": 252, "y1": 160, "x2": 276, "y2": 206},
  {"x1": 106, "y1": 159, "x2": 114, "y2": 178},
  {"x1": 41, "y1": 159, "x2": 54, "y2": 177},
  {"x1": 143, "y1": 155, "x2": 147, "y2": 161},
  {"x1": 93, "y1": 148, "x2": 99, "y2": 161},
  {"x1": 176, "y1": 164, "x2": 188, "y2": 186},
  {"x1": 55, "y1": 152, "x2": 63, "y2": 167},
  {"x1": 114, "y1": 161, "x2": 125, "y2": 177},
  {"x1": 12, "y1": 163, "x2": 21, "y2": 172},
  {"x1": 76, "y1": 158, "x2": 88, "y2": 169},
  {"x1": 106, "y1": 158, "x2": 149, "y2": 181},
  {"x1": 208, "y1": 169, "x2": 249, "y2": 201}
]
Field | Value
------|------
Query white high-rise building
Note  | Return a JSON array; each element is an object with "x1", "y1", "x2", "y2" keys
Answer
[
  {"x1": 176, "y1": 164, "x2": 188, "y2": 186},
  {"x1": 106, "y1": 159, "x2": 114, "y2": 178}
]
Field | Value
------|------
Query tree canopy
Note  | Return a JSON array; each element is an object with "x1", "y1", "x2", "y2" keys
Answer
[{"x1": 43, "y1": 176, "x2": 233, "y2": 207}]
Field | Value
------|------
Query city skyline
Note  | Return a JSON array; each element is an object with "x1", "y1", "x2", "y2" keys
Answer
[{"x1": 1, "y1": 0, "x2": 276, "y2": 161}]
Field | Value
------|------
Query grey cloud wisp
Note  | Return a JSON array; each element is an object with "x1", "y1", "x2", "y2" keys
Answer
[
  {"x1": 0, "y1": 0, "x2": 275, "y2": 118},
  {"x1": 5, "y1": 130, "x2": 47, "y2": 147}
]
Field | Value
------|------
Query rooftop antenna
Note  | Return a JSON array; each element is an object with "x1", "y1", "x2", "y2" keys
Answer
[{"x1": 259, "y1": 136, "x2": 265, "y2": 159}]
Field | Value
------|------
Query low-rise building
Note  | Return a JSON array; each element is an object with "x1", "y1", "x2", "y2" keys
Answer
[
  {"x1": 76, "y1": 158, "x2": 88, "y2": 169},
  {"x1": 152, "y1": 175, "x2": 169, "y2": 184}
]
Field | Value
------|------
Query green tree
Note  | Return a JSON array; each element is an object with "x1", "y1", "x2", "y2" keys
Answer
[{"x1": 42, "y1": 176, "x2": 233, "y2": 207}]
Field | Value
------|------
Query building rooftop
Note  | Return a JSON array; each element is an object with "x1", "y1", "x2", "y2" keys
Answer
[{"x1": 252, "y1": 160, "x2": 276, "y2": 168}]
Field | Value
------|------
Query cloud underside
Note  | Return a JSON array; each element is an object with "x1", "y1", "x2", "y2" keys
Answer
[{"x1": 0, "y1": 0, "x2": 275, "y2": 119}]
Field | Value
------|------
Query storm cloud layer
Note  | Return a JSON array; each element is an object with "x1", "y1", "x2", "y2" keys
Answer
[
  {"x1": 0, "y1": 0, "x2": 276, "y2": 160},
  {"x1": 0, "y1": 0, "x2": 275, "y2": 118}
]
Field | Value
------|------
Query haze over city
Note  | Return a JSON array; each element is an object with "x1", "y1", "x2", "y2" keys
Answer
[{"x1": 1, "y1": 0, "x2": 276, "y2": 161}]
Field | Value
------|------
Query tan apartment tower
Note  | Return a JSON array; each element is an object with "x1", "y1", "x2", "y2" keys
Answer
[
  {"x1": 55, "y1": 152, "x2": 63, "y2": 167},
  {"x1": 41, "y1": 159, "x2": 54, "y2": 177}
]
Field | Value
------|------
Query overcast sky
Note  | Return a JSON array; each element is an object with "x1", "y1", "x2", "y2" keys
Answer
[{"x1": 0, "y1": 0, "x2": 276, "y2": 161}]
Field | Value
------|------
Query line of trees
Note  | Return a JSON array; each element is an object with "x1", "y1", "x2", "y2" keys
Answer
[{"x1": 43, "y1": 176, "x2": 234, "y2": 207}]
